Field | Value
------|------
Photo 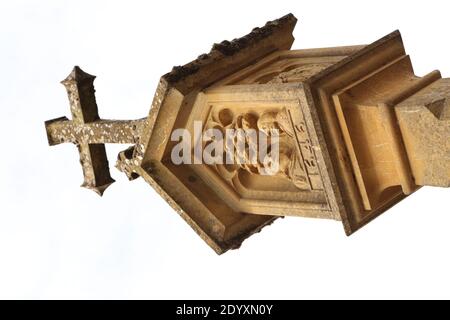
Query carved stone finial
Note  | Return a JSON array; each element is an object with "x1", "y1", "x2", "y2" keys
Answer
[{"x1": 45, "y1": 15, "x2": 450, "y2": 254}]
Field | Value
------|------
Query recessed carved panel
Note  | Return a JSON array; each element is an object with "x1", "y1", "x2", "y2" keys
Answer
[
  {"x1": 205, "y1": 106, "x2": 312, "y2": 190},
  {"x1": 183, "y1": 84, "x2": 331, "y2": 217},
  {"x1": 267, "y1": 63, "x2": 333, "y2": 84}
]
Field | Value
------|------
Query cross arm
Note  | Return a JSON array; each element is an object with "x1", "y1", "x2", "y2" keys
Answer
[{"x1": 45, "y1": 117, "x2": 147, "y2": 145}]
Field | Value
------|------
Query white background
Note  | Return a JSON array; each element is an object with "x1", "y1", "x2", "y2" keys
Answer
[{"x1": 0, "y1": 0, "x2": 449, "y2": 299}]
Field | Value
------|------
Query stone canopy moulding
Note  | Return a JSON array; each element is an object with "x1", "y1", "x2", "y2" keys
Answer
[{"x1": 45, "y1": 13, "x2": 450, "y2": 254}]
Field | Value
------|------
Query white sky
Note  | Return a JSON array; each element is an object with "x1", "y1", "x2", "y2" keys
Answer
[{"x1": 0, "y1": 0, "x2": 449, "y2": 299}]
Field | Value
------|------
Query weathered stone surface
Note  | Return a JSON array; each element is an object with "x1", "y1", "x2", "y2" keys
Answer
[
  {"x1": 396, "y1": 79, "x2": 450, "y2": 187},
  {"x1": 45, "y1": 14, "x2": 450, "y2": 254}
]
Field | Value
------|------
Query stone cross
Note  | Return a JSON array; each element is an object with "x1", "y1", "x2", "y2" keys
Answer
[
  {"x1": 44, "y1": 14, "x2": 450, "y2": 254},
  {"x1": 45, "y1": 66, "x2": 145, "y2": 195}
]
